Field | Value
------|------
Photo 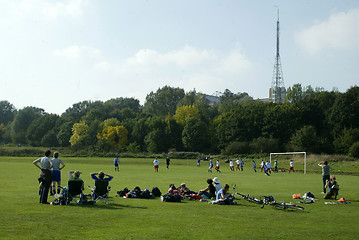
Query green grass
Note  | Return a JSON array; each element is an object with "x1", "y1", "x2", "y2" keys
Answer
[{"x1": 0, "y1": 156, "x2": 358, "y2": 239}]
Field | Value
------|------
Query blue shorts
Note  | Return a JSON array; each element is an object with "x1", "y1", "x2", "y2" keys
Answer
[{"x1": 52, "y1": 170, "x2": 61, "y2": 182}]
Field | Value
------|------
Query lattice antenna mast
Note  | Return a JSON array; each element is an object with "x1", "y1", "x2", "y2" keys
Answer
[{"x1": 271, "y1": 9, "x2": 285, "y2": 103}]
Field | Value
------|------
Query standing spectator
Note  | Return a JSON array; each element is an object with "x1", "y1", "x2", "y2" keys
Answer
[
  {"x1": 252, "y1": 160, "x2": 257, "y2": 172},
  {"x1": 114, "y1": 156, "x2": 120, "y2": 172},
  {"x1": 51, "y1": 152, "x2": 65, "y2": 195},
  {"x1": 166, "y1": 157, "x2": 170, "y2": 169},
  {"x1": 240, "y1": 159, "x2": 244, "y2": 171},
  {"x1": 215, "y1": 160, "x2": 221, "y2": 173},
  {"x1": 229, "y1": 160, "x2": 234, "y2": 171},
  {"x1": 318, "y1": 161, "x2": 333, "y2": 193},
  {"x1": 153, "y1": 157, "x2": 160, "y2": 172},
  {"x1": 274, "y1": 160, "x2": 278, "y2": 172},
  {"x1": 33, "y1": 150, "x2": 53, "y2": 204},
  {"x1": 208, "y1": 160, "x2": 214, "y2": 173},
  {"x1": 266, "y1": 161, "x2": 272, "y2": 174},
  {"x1": 236, "y1": 158, "x2": 240, "y2": 171},
  {"x1": 289, "y1": 160, "x2": 294, "y2": 173}
]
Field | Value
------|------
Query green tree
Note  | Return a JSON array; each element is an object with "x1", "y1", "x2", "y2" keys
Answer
[
  {"x1": 285, "y1": 84, "x2": 303, "y2": 103},
  {"x1": 0, "y1": 100, "x2": 16, "y2": 125},
  {"x1": 182, "y1": 118, "x2": 208, "y2": 152},
  {"x1": 11, "y1": 107, "x2": 45, "y2": 144},
  {"x1": 26, "y1": 114, "x2": 59, "y2": 146},
  {"x1": 57, "y1": 121, "x2": 74, "y2": 147},
  {"x1": 143, "y1": 86, "x2": 185, "y2": 116},
  {"x1": 333, "y1": 128, "x2": 359, "y2": 154},
  {"x1": 262, "y1": 103, "x2": 302, "y2": 148},
  {"x1": 288, "y1": 125, "x2": 319, "y2": 153},
  {"x1": 329, "y1": 86, "x2": 359, "y2": 137}
]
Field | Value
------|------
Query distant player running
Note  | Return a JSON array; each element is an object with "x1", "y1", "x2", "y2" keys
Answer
[
  {"x1": 208, "y1": 160, "x2": 214, "y2": 173},
  {"x1": 215, "y1": 160, "x2": 221, "y2": 173},
  {"x1": 114, "y1": 157, "x2": 120, "y2": 171}
]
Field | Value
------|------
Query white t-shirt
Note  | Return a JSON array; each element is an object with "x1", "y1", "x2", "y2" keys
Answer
[
  {"x1": 230, "y1": 161, "x2": 234, "y2": 167},
  {"x1": 52, "y1": 158, "x2": 61, "y2": 170},
  {"x1": 216, "y1": 161, "x2": 220, "y2": 167},
  {"x1": 236, "y1": 159, "x2": 240, "y2": 165},
  {"x1": 153, "y1": 159, "x2": 159, "y2": 166},
  {"x1": 290, "y1": 161, "x2": 294, "y2": 167}
]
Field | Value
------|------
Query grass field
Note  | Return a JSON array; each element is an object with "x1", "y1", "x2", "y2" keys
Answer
[{"x1": 0, "y1": 156, "x2": 358, "y2": 240}]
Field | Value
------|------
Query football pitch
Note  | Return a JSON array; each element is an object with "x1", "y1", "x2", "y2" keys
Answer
[{"x1": 0, "y1": 156, "x2": 358, "y2": 240}]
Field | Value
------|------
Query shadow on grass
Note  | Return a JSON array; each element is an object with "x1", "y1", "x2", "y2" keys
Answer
[{"x1": 68, "y1": 202, "x2": 148, "y2": 210}]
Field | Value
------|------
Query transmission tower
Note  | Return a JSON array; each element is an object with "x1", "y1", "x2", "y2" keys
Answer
[{"x1": 270, "y1": 9, "x2": 286, "y2": 103}]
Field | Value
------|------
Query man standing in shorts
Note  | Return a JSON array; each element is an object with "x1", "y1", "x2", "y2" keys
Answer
[
  {"x1": 289, "y1": 160, "x2": 294, "y2": 173},
  {"x1": 153, "y1": 157, "x2": 159, "y2": 172},
  {"x1": 51, "y1": 152, "x2": 65, "y2": 195}
]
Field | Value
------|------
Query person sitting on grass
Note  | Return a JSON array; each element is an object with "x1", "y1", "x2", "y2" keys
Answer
[
  {"x1": 324, "y1": 176, "x2": 339, "y2": 200},
  {"x1": 216, "y1": 184, "x2": 231, "y2": 200},
  {"x1": 91, "y1": 171, "x2": 114, "y2": 182},
  {"x1": 198, "y1": 178, "x2": 216, "y2": 199}
]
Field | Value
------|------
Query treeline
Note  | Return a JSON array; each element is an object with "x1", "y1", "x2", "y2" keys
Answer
[{"x1": 0, "y1": 84, "x2": 359, "y2": 158}]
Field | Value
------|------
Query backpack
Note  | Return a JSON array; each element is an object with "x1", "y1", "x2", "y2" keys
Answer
[
  {"x1": 162, "y1": 193, "x2": 182, "y2": 202},
  {"x1": 152, "y1": 187, "x2": 162, "y2": 197},
  {"x1": 117, "y1": 187, "x2": 130, "y2": 197},
  {"x1": 140, "y1": 189, "x2": 152, "y2": 199}
]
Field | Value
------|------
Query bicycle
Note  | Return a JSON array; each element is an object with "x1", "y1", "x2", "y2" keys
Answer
[
  {"x1": 266, "y1": 200, "x2": 304, "y2": 210},
  {"x1": 233, "y1": 185, "x2": 264, "y2": 206},
  {"x1": 233, "y1": 185, "x2": 304, "y2": 210}
]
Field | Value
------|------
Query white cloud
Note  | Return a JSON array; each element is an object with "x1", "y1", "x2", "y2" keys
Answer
[
  {"x1": 53, "y1": 45, "x2": 102, "y2": 61},
  {"x1": 17, "y1": 0, "x2": 89, "y2": 18},
  {"x1": 295, "y1": 8, "x2": 359, "y2": 53}
]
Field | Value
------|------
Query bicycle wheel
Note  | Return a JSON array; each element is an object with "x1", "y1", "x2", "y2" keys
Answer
[{"x1": 284, "y1": 203, "x2": 304, "y2": 210}]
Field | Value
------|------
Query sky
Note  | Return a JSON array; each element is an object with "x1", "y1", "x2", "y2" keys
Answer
[{"x1": 0, "y1": 0, "x2": 358, "y2": 115}]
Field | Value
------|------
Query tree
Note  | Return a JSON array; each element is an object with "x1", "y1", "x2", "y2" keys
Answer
[
  {"x1": 262, "y1": 103, "x2": 302, "y2": 148},
  {"x1": 288, "y1": 125, "x2": 319, "y2": 153},
  {"x1": 285, "y1": 84, "x2": 303, "y2": 103},
  {"x1": 62, "y1": 100, "x2": 104, "y2": 122},
  {"x1": 11, "y1": 107, "x2": 45, "y2": 144},
  {"x1": 329, "y1": 86, "x2": 359, "y2": 137},
  {"x1": 143, "y1": 86, "x2": 185, "y2": 116},
  {"x1": 182, "y1": 118, "x2": 208, "y2": 152},
  {"x1": 97, "y1": 126, "x2": 128, "y2": 151},
  {"x1": 174, "y1": 105, "x2": 200, "y2": 125},
  {"x1": 0, "y1": 100, "x2": 16, "y2": 125},
  {"x1": 57, "y1": 121, "x2": 74, "y2": 147},
  {"x1": 333, "y1": 128, "x2": 359, "y2": 154},
  {"x1": 69, "y1": 122, "x2": 90, "y2": 147},
  {"x1": 26, "y1": 114, "x2": 59, "y2": 146}
]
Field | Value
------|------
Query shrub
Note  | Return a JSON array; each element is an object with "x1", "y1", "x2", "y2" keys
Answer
[{"x1": 348, "y1": 142, "x2": 359, "y2": 158}]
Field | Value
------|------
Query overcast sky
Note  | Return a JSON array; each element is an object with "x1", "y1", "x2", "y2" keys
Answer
[{"x1": 1, "y1": 0, "x2": 358, "y2": 114}]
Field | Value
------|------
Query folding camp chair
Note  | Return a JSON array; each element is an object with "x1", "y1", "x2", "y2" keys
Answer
[
  {"x1": 64, "y1": 180, "x2": 84, "y2": 205},
  {"x1": 89, "y1": 180, "x2": 110, "y2": 204}
]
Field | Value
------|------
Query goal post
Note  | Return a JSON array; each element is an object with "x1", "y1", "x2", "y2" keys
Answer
[{"x1": 270, "y1": 152, "x2": 307, "y2": 174}]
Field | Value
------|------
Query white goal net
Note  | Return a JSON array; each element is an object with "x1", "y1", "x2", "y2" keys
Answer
[{"x1": 270, "y1": 152, "x2": 307, "y2": 174}]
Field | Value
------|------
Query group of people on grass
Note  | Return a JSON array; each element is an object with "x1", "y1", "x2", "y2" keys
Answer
[
  {"x1": 167, "y1": 176, "x2": 232, "y2": 203},
  {"x1": 34, "y1": 151, "x2": 340, "y2": 204},
  {"x1": 33, "y1": 150, "x2": 113, "y2": 204}
]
